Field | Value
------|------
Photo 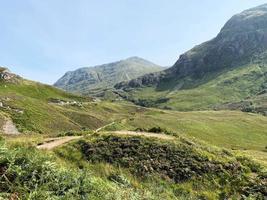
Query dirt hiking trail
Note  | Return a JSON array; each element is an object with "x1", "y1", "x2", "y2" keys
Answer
[
  {"x1": 37, "y1": 136, "x2": 82, "y2": 150},
  {"x1": 37, "y1": 122, "x2": 174, "y2": 150}
]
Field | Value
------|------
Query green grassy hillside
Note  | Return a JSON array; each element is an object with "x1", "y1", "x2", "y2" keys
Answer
[
  {"x1": 1, "y1": 73, "x2": 267, "y2": 199},
  {"x1": 0, "y1": 79, "x2": 137, "y2": 134},
  {"x1": 54, "y1": 134, "x2": 267, "y2": 199},
  {"x1": 1, "y1": 132, "x2": 266, "y2": 200},
  {"x1": 1, "y1": 140, "x2": 168, "y2": 200},
  {"x1": 1, "y1": 77, "x2": 267, "y2": 153},
  {"x1": 118, "y1": 62, "x2": 266, "y2": 111}
]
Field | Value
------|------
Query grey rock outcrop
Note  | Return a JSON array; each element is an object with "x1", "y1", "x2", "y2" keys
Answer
[{"x1": 0, "y1": 67, "x2": 18, "y2": 81}]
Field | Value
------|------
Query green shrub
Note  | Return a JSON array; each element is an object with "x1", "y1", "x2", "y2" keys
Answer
[
  {"x1": 0, "y1": 142, "x2": 154, "y2": 199},
  {"x1": 77, "y1": 135, "x2": 267, "y2": 199},
  {"x1": 135, "y1": 126, "x2": 174, "y2": 135},
  {"x1": 236, "y1": 156, "x2": 263, "y2": 173}
]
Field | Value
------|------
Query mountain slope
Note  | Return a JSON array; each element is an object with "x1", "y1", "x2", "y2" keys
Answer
[
  {"x1": 0, "y1": 68, "x2": 140, "y2": 134},
  {"x1": 115, "y1": 4, "x2": 267, "y2": 111},
  {"x1": 2, "y1": 68, "x2": 267, "y2": 152},
  {"x1": 1, "y1": 68, "x2": 267, "y2": 199},
  {"x1": 54, "y1": 57, "x2": 163, "y2": 96}
]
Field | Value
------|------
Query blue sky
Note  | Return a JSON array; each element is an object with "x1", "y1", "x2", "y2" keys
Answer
[{"x1": 1, "y1": 0, "x2": 267, "y2": 84}]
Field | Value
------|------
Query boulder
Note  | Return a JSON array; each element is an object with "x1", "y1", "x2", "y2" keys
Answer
[{"x1": 0, "y1": 67, "x2": 17, "y2": 81}]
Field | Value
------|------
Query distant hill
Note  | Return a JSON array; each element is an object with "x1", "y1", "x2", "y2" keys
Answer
[
  {"x1": 54, "y1": 57, "x2": 164, "y2": 96},
  {"x1": 115, "y1": 4, "x2": 267, "y2": 112}
]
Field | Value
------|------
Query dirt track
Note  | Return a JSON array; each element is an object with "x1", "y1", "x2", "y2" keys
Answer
[
  {"x1": 95, "y1": 122, "x2": 115, "y2": 132},
  {"x1": 36, "y1": 131, "x2": 174, "y2": 150},
  {"x1": 36, "y1": 136, "x2": 82, "y2": 150},
  {"x1": 36, "y1": 121, "x2": 115, "y2": 150},
  {"x1": 36, "y1": 121, "x2": 174, "y2": 150}
]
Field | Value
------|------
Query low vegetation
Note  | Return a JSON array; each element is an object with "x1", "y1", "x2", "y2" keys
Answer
[
  {"x1": 1, "y1": 140, "x2": 171, "y2": 200},
  {"x1": 118, "y1": 63, "x2": 267, "y2": 112},
  {"x1": 56, "y1": 134, "x2": 267, "y2": 199}
]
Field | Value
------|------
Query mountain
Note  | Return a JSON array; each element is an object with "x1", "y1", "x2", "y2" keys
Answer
[
  {"x1": 54, "y1": 57, "x2": 164, "y2": 96},
  {"x1": 115, "y1": 4, "x2": 267, "y2": 111}
]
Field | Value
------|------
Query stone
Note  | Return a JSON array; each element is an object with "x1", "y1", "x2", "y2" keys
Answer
[
  {"x1": 2, "y1": 120, "x2": 20, "y2": 135},
  {"x1": 0, "y1": 67, "x2": 17, "y2": 81}
]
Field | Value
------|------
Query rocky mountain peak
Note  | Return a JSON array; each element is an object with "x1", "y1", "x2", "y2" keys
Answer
[
  {"x1": 54, "y1": 57, "x2": 163, "y2": 95},
  {"x1": 220, "y1": 3, "x2": 267, "y2": 34}
]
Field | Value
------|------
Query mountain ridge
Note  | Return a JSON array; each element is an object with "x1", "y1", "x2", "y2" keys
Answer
[
  {"x1": 54, "y1": 57, "x2": 164, "y2": 96},
  {"x1": 116, "y1": 3, "x2": 267, "y2": 91}
]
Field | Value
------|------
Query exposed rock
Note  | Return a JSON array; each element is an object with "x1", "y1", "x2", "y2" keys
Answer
[
  {"x1": 0, "y1": 101, "x2": 24, "y2": 114},
  {"x1": 2, "y1": 119, "x2": 20, "y2": 135},
  {"x1": 48, "y1": 98, "x2": 83, "y2": 107},
  {"x1": 0, "y1": 67, "x2": 19, "y2": 82}
]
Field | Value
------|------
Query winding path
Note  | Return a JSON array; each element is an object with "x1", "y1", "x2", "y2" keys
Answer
[
  {"x1": 95, "y1": 122, "x2": 115, "y2": 133},
  {"x1": 36, "y1": 136, "x2": 82, "y2": 150},
  {"x1": 37, "y1": 122, "x2": 115, "y2": 150},
  {"x1": 36, "y1": 122, "x2": 174, "y2": 150}
]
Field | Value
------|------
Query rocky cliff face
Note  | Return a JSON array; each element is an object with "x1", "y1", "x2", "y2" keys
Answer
[{"x1": 116, "y1": 4, "x2": 267, "y2": 90}]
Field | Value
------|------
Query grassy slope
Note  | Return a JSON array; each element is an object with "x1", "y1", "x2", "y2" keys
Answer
[
  {"x1": 54, "y1": 134, "x2": 267, "y2": 199},
  {"x1": 1, "y1": 78, "x2": 267, "y2": 199},
  {"x1": 4, "y1": 133, "x2": 265, "y2": 200},
  {"x1": 1, "y1": 140, "x2": 173, "y2": 200},
  {"x1": 0, "y1": 80, "x2": 87, "y2": 134},
  {"x1": 1, "y1": 79, "x2": 267, "y2": 152},
  {"x1": 101, "y1": 107, "x2": 267, "y2": 166},
  {"x1": 3, "y1": 112, "x2": 267, "y2": 199},
  {"x1": 0, "y1": 79, "x2": 152, "y2": 135},
  {"x1": 0, "y1": 80, "x2": 129, "y2": 134},
  {"x1": 123, "y1": 109, "x2": 267, "y2": 151},
  {"x1": 124, "y1": 63, "x2": 267, "y2": 111}
]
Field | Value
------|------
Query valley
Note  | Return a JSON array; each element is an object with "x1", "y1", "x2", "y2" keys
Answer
[
  {"x1": 1, "y1": 77, "x2": 267, "y2": 198},
  {"x1": 1, "y1": 3, "x2": 267, "y2": 200}
]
